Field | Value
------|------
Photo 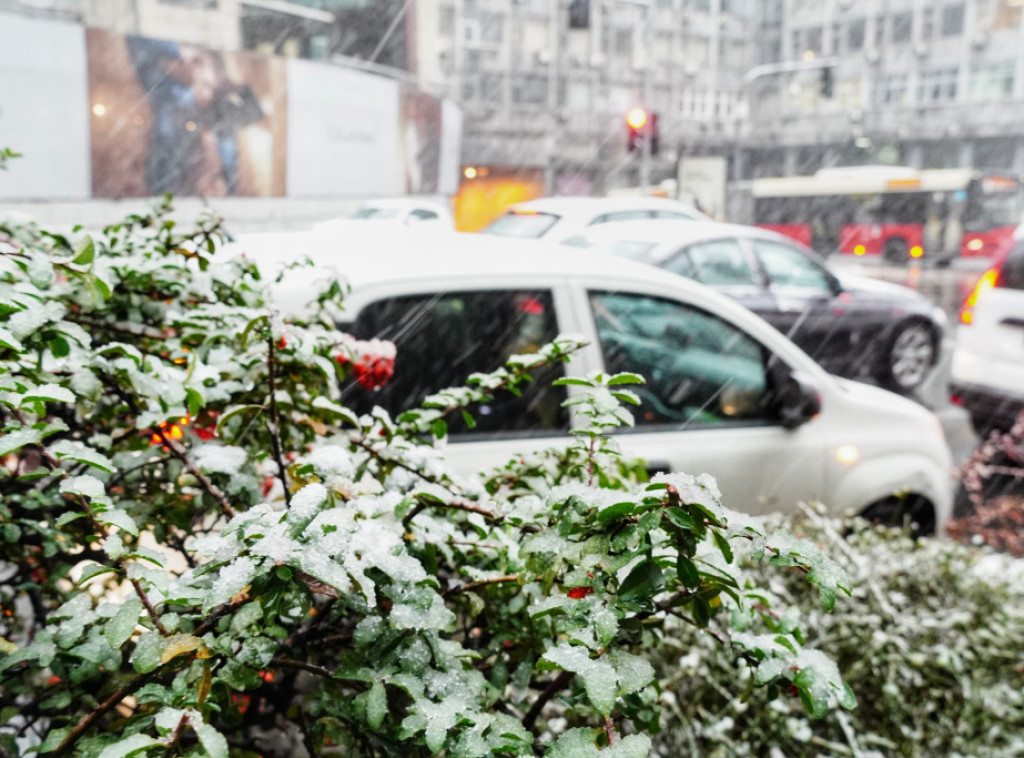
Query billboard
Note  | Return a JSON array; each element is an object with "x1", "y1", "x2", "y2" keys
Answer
[
  {"x1": 86, "y1": 30, "x2": 287, "y2": 198},
  {"x1": 677, "y1": 156, "x2": 728, "y2": 220},
  {"x1": 0, "y1": 13, "x2": 90, "y2": 200},
  {"x1": 286, "y1": 59, "x2": 401, "y2": 197}
]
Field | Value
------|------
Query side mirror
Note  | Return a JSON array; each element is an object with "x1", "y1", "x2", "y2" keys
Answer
[{"x1": 776, "y1": 370, "x2": 822, "y2": 429}]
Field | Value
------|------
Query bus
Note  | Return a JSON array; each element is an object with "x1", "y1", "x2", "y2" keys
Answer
[{"x1": 750, "y1": 166, "x2": 1023, "y2": 264}]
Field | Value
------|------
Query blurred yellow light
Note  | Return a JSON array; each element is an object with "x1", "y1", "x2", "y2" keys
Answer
[
  {"x1": 910, "y1": 246, "x2": 924, "y2": 258},
  {"x1": 627, "y1": 108, "x2": 648, "y2": 129},
  {"x1": 92, "y1": 103, "x2": 107, "y2": 117},
  {"x1": 854, "y1": 245, "x2": 866, "y2": 255},
  {"x1": 967, "y1": 238, "x2": 984, "y2": 251},
  {"x1": 464, "y1": 166, "x2": 478, "y2": 179},
  {"x1": 836, "y1": 445, "x2": 860, "y2": 465},
  {"x1": 802, "y1": 50, "x2": 816, "y2": 61}
]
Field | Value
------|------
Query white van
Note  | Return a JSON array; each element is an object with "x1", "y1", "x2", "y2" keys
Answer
[{"x1": 261, "y1": 233, "x2": 954, "y2": 534}]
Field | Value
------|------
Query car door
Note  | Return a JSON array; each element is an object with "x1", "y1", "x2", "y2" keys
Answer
[
  {"x1": 661, "y1": 237, "x2": 776, "y2": 317},
  {"x1": 579, "y1": 286, "x2": 826, "y2": 515},
  {"x1": 748, "y1": 237, "x2": 848, "y2": 365}
]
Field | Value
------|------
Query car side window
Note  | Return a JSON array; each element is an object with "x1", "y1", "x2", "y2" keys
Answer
[
  {"x1": 588, "y1": 291, "x2": 773, "y2": 428},
  {"x1": 653, "y1": 210, "x2": 699, "y2": 220},
  {"x1": 678, "y1": 239, "x2": 757, "y2": 285},
  {"x1": 409, "y1": 209, "x2": 439, "y2": 220},
  {"x1": 590, "y1": 210, "x2": 654, "y2": 225},
  {"x1": 754, "y1": 239, "x2": 833, "y2": 291},
  {"x1": 345, "y1": 290, "x2": 569, "y2": 436}
]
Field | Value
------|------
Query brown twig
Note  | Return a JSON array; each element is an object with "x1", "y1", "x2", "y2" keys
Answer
[
  {"x1": 443, "y1": 574, "x2": 521, "y2": 598},
  {"x1": 523, "y1": 669, "x2": 574, "y2": 731},
  {"x1": 265, "y1": 331, "x2": 292, "y2": 508}
]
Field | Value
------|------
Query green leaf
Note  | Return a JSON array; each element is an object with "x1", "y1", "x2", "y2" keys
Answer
[
  {"x1": 0, "y1": 327, "x2": 23, "y2": 352},
  {"x1": 552, "y1": 377, "x2": 595, "y2": 387},
  {"x1": 713, "y1": 531, "x2": 734, "y2": 564},
  {"x1": 38, "y1": 728, "x2": 72, "y2": 754},
  {"x1": 185, "y1": 388, "x2": 203, "y2": 418},
  {"x1": 103, "y1": 597, "x2": 143, "y2": 650},
  {"x1": 430, "y1": 418, "x2": 447, "y2": 439},
  {"x1": 461, "y1": 410, "x2": 476, "y2": 430},
  {"x1": 607, "y1": 372, "x2": 645, "y2": 385},
  {"x1": 596, "y1": 501, "x2": 635, "y2": 523},
  {"x1": 72, "y1": 235, "x2": 95, "y2": 265},
  {"x1": 97, "y1": 509, "x2": 139, "y2": 537},
  {"x1": 78, "y1": 563, "x2": 118, "y2": 584},
  {"x1": 131, "y1": 631, "x2": 164, "y2": 674},
  {"x1": 50, "y1": 335, "x2": 71, "y2": 358},
  {"x1": 366, "y1": 680, "x2": 387, "y2": 729},
  {"x1": 676, "y1": 556, "x2": 700, "y2": 589},
  {"x1": 617, "y1": 560, "x2": 665, "y2": 601},
  {"x1": 215, "y1": 403, "x2": 264, "y2": 435},
  {"x1": 194, "y1": 721, "x2": 229, "y2": 758}
]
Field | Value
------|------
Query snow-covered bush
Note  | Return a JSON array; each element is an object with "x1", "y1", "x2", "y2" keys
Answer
[
  {"x1": 0, "y1": 200, "x2": 853, "y2": 757},
  {"x1": 653, "y1": 507, "x2": 1024, "y2": 757}
]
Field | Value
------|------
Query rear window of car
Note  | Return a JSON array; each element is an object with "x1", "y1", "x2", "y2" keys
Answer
[{"x1": 481, "y1": 211, "x2": 561, "y2": 238}]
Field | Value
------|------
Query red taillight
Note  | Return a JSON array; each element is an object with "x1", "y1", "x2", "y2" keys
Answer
[{"x1": 960, "y1": 267, "x2": 1000, "y2": 325}]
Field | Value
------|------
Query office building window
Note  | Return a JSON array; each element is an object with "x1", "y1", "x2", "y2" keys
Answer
[
  {"x1": 917, "y1": 68, "x2": 959, "y2": 103},
  {"x1": 874, "y1": 74, "x2": 909, "y2": 106},
  {"x1": 848, "y1": 18, "x2": 866, "y2": 50},
  {"x1": 891, "y1": 12, "x2": 912, "y2": 42},
  {"x1": 970, "y1": 60, "x2": 1016, "y2": 100},
  {"x1": 941, "y1": 4, "x2": 965, "y2": 35}
]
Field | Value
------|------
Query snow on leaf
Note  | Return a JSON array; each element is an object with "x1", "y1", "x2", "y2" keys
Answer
[
  {"x1": 193, "y1": 719, "x2": 229, "y2": 758},
  {"x1": 0, "y1": 327, "x2": 23, "y2": 351},
  {"x1": 542, "y1": 641, "x2": 618, "y2": 716},
  {"x1": 49, "y1": 439, "x2": 115, "y2": 474},
  {"x1": 608, "y1": 649, "x2": 655, "y2": 696},
  {"x1": 21, "y1": 383, "x2": 75, "y2": 405},
  {"x1": 98, "y1": 508, "x2": 139, "y2": 537},
  {"x1": 103, "y1": 597, "x2": 142, "y2": 650},
  {"x1": 192, "y1": 444, "x2": 248, "y2": 475},
  {"x1": 366, "y1": 680, "x2": 387, "y2": 729},
  {"x1": 95, "y1": 733, "x2": 162, "y2": 758},
  {"x1": 0, "y1": 426, "x2": 42, "y2": 457}
]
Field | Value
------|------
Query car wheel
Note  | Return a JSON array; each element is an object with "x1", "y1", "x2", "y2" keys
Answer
[
  {"x1": 880, "y1": 321, "x2": 935, "y2": 393},
  {"x1": 883, "y1": 237, "x2": 909, "y2": 264},
  {"x1": 860, "y1": 493, "x2": 936, "y2": 537}
]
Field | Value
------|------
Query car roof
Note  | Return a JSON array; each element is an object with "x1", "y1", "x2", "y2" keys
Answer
[
  {"x1": 573, "y1": 219, "x2": 804, "y2": 261},
  {"x1": 507, "y1": 195, "x2": 707, "y2": 220}
]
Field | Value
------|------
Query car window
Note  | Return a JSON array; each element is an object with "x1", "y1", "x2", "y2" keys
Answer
[
  {"x1": 607, "y1": 239, "x2": 659, "y2": 259},
  {"x1": 409, "y1": 209, "x2": 439, "y2": 220},
  {"x1": 653, "y1": 210, "x2": 700, "y2": 220},
  {"x1": 352, "y1": 207, "x2": 400, "y2": 220},
  {"x1": 678, "y1": 238, "x2": 757, "y2": 286},
  {"x1": 753, "y1": 239, "x2": 833, "y2": 291},
  {"x1": 999, "y1": 241, "x2": 1024, "y2": 290},
  {"x1": 589, "y1": 291, "x2": 772, "y2": 427},
  {"x1": 481, "y1": 211, "x2": 561, "y2": 238},
  {"x1": 345, "y1": 290, "x2": 569, "y2": 436},
  {"x1": 590, "y1": 210, "x2": 655, "y2": 224}
]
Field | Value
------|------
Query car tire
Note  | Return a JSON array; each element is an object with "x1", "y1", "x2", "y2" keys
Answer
[
  {"x1": 860, "y1": 493, "x2": 936, "y2": 537},
  {"x1": 879, "y1": 320, "x2": 936, "y2": 394},
  {"x1": 883, "y1": 237, "x2": 909, "y2": 264}
]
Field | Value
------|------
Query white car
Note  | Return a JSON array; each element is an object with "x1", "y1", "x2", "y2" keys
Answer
[
  {"x1": 266, "y1": 233, "x2": 954, "y2": 535},
  {"x1": 479, "y1": 196, "x2": 708, "y2": 242},
  {"x1": 950, "y1": 237, "x2": 1024, "y2": 434},
  {"x1": 314, "y1": 198, "x2": 455, "y2": 232}
]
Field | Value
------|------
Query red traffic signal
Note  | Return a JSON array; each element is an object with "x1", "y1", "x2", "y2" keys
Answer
[{"x1": 627, "y1": 109, "x2": 659, "y2": 154}]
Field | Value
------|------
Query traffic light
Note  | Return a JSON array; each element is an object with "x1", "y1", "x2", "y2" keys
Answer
[
  {"x1": 626, "y1": 109, "x2": 659, "y2": 154},
  {"x1": 820, "y1": 66, "x2": 834, "y2": 98}
]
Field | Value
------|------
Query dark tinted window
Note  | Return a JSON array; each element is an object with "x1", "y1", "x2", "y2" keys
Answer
[
  {"x1": 409, "y1": 209, "x2": 439, "y2": 220},
  {"x1": 589, "y1": 291, "x2": 772, "y2": 427},
  {"x1": 482, "y1": 211, "x2": 561, "y2": 238},
  {"x1": 346, "y1": 290, "x2": 569, "y2": 436},
  {"x1": 1000, "y1": 242, "x2": 1024, "y2": 290}
]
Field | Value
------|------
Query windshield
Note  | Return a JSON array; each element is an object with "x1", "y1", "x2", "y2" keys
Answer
[{"x1": 481, "y1": 211, "x2": 560, "y2": 238}]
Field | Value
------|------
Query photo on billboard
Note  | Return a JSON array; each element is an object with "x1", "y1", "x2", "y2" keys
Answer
[
  {"x1": 0, "y1": 12, "x2": 90, "y2": 200},
  {"x1": 87, "y1": 29, "x2": 286, "y2": 198}
]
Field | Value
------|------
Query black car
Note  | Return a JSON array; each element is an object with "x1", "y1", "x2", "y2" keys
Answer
[{"x1": 566, "y1": 220, "x2": 946, "y2": 394}]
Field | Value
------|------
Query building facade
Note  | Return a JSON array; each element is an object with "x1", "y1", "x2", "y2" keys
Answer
[
  {"x1": 412, "y1": 0, "x2": 753, "y2": 196},
  {"x1": 744, "y1": 0, "x2": 1024, "y2": 179}
]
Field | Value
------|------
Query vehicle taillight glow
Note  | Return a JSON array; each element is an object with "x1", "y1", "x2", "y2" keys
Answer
[
  {"x1": 512, "y1": 209, "x2": 540, "y2": 215},
  {"x1": 960, "y1": 267, "x2": 1000, "y2": 325},
  {"x1": 910, "y1": 246, "x2": 923, "y2": 258}
]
